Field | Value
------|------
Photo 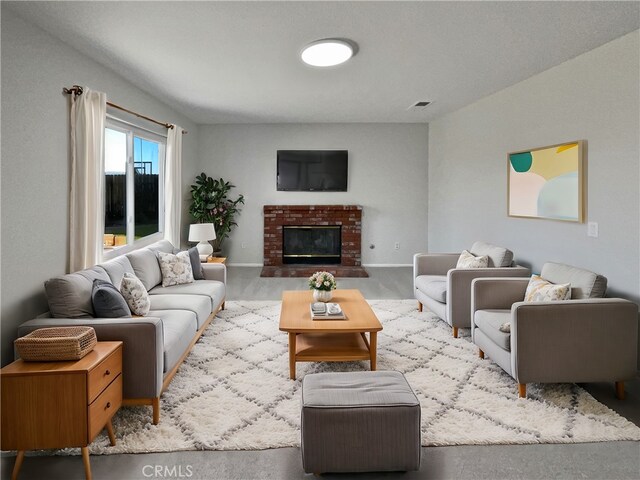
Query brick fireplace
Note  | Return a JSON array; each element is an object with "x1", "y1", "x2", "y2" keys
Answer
[{"x1": 261, "y1": 205, "x2": 368, "y2": 277}]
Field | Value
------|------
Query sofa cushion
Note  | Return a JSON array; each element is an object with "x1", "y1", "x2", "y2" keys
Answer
[
  {"x1": 524, "y1": 275, "x2": 571, "y2": 302},
  {"x1": 91, "y1": 279, "x2": 131, "y2": 318},
  {"x1": 126, "y1": 248, "x2": 162, "y2": 291},
  {"x1": 100, "y1": 255, "x2": 135, "y2": 290},
  {"x1": 147, "y1": 240, "x2": 176, "y2": 254},
  {"x1": 474, "y1": 309, "x2": 511, "y2": 351},
  {"x1": 470, "y1": 241, "x2": 513, "y2": 268},
  {"x1": 540, "y1": 262, "x2": 607, "y2": 299},
  {"x1": 188, "y1": 247, "x2": 205, "y2": 280},
  {"x1": 149, "y1": 280, "x2": 225, "y2": 311},
  {"x1": 120, "y1": 273, "x2": 151, "y2": 316},
  {"x1": 148, "y1": 294, "x2": 212, "y2": 329},
  {"x1": 149, "y1": 309, "x2": 198, "y2": 373},
  {"x1": 158, "y1": 251, "x2": 194, "y2": 287},
  {"x1": 456, "y1": 250, "x2": 489, "y2": 269},
  {"x1": 45, "y1": 266, "x2": 111, "y2": 318},
  {"x1": 415, "y1": 275, "x2": 447, "y2": 303}
]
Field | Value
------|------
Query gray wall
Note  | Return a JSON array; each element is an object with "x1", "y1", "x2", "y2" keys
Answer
[
  {"x1": 0, "y1": 9, "x2": 199, "y2": 366},
  {"x1": 196, "y1": 124, "x2": 429, "y2": 265}
]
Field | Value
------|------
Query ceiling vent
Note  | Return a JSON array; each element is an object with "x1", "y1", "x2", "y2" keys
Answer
[{"x1": 408, "y1": 101, "x2": 431, "y2": 111}]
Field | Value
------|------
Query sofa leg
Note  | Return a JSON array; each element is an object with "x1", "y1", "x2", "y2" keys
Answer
[
  {"x1": 152, "y1": 397, "x2": 160, "y2": 425},
  {"x1": 478, "y1": 348, "x2": 484, "y2": 359},
  {"x1": 452, "y1": 326, "x2": 458, "y2": 338},
  {"x1": 615, "y1": 381, "x2": 625, "y2": 400},
  {"x1": 518, "y1": 383, "x2": 526, "y2": 398},
  {"x1": 221, "y1": 302, "x2": 225, "y2": 310},
  {"x1": 417, "y1": 302, "x2": 423, "y2": 312}
]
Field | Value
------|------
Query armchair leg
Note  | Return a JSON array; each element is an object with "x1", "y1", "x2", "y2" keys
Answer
[
  {"x1": 452, "y1": 326, "x2": 458, "y2": 338},
  {"x1": 518, "y1": 383, "x2": 526, "y2": 398},
  {"x1": 418, "y1": 302, "x2": 423, "y2": 312},
  {"x1": 478, "y1": 348, "x2": 484, "y2": 359},
  {"x1": 152, "y1": 397, "x2": 160, "y2": 425},
  {"x1": 615, "y1": 381, "x2": 625, "y2": 400}
]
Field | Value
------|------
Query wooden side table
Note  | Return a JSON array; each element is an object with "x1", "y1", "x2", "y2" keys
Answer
[
  {"x1": 1, "y1": 341, "x2": 123, "y2": 480},
  {"x1": 207, "y1": 256, "x2": 227, "y2": 264}
]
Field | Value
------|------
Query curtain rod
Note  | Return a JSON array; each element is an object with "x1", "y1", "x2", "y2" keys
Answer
[{"x1": 63, "y1": 85, "x2": 188, "y2": 134}]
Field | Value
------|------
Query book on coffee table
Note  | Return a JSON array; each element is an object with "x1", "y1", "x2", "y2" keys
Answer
[{"x1": 310, "y1": 302, "x2": 347, "y2": 320}]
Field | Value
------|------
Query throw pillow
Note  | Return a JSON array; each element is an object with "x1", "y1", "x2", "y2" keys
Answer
[
  {"x1": 92, "y1": 279, "x2": 131, "y2": 318},
  {"x1": 157, "y1": 251, "x2": 194, "y2": 287},
  {"x1": 499, "y1": 322, "x2": 511, "y2": 333},
  {"x1": 120, "y1": 272, "x2": 151, "y2": 316},
  {"x1": 188, "y1": 247, "x2": 205, "y2": 280},
  {"x1": 524, "y1": 274, "x2": 571, "y2": 302},
  {"x1": 456, "y1": 250, "x2": 489, "y2": 269}
]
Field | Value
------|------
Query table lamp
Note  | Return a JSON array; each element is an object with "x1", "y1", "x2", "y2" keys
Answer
[{"x1": 188, "y1": 223, "x2": 216, "y2": 257}]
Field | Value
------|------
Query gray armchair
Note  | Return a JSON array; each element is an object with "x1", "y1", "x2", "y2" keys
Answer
[
  {"x1": 471, "y1": 262, "x2": 638, "y2": 399},
  {"x1": 413, "y1": 241, "x2": 530, "y2": 337}
]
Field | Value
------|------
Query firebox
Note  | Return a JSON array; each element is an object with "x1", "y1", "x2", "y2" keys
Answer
[{"x1": 282, "y1": 226, "x2": 341, "y2": 265}]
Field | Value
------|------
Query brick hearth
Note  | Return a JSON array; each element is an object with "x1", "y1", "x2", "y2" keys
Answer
[{"x1": 261, "y1": 205, "x2": 368, "y2": 277}]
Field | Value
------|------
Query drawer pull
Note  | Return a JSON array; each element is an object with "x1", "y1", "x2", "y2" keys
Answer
[
  {"x1": 105, "y1": 369, "x2": 111, "y2": 376},
  {"x1": 105, "y1": 402, "x2": 111, "y2": 410}
]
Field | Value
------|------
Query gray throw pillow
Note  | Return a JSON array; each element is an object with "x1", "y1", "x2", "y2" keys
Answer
[
  {"x1": 188, "y1": 247, "x2": 205, "y2": 280},
  {"x1": 91, "y1": 279, "x2": 131, "y2": 318}
]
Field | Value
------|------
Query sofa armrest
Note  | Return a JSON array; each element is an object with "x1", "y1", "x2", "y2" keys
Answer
[
  {"x1": 472, "y1": 277, "x2": 529, "y2": 311},
  {"x1": 18, "y1": 317, "x2": 164, "y2": 399},
  {"x1": 511, "y1": 298, "x2": 638, "y2": 384},
  {"x1": 202, "y1": 263, "x2": 226, "y2": 284},
  {"x1": 448, "y1": 265, "x2": 530, "y2": 328},
  {"x1": 413, "y1": 253, "x2": 459, "y2": 278}
]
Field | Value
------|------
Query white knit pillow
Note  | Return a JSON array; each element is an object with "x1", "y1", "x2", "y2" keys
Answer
[
  {"x1": 120, "y1": 272, "x2": 150, "y2": 316},
  {"x1": 158, "y1": 251, "x2": 194, "y2": 287},
  {"x1": 456, "y1": 250, "x2": 489, "y2": 269},
  {"x1": 524, "y1": 275, "x2": 571, "y2": 302}
]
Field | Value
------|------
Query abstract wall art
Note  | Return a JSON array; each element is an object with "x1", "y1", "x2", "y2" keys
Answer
[{"x1": 508, "y1": 141, "x2": 584, "y2": 222}]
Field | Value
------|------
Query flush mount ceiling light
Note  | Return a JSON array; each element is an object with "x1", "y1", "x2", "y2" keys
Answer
[{"x1": 301, "y1": 39, "x2": 356, "y2": 67}]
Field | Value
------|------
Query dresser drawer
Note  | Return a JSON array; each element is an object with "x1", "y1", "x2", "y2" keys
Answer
[
  {"x1": 88, "y1": 345, "x2": 122, "y2": 403},
  {"x1": 88, "y1": 373, "x2": 122, "y2": 442}
]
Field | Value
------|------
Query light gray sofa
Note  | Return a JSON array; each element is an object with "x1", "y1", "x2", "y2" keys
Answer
[
  {"x1": 413, "y1": 241, "x2": 530, "y2": 337},
  {"x1": 471, "y1": 262, "x2": 638, "y2": 399},
  {"x1": 17, "y1": 240, "x2": 226, "y2": 424}
]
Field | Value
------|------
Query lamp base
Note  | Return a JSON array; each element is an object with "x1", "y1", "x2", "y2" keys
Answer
[{"x1": 196, "y1": 241, "x2": 213, "y2": 257}]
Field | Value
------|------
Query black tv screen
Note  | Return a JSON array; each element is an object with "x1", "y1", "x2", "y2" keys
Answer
[{"x1": 277, "y1": 150, "x2": 348, "y2": 191}]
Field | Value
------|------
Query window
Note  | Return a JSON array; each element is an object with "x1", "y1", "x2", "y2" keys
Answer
[{"x1": 103, "y1": 118, "x2": 166, "y2": 254}]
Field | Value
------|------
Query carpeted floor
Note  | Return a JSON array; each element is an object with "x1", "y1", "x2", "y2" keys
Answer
[{"x1": 78, "y1": 300, "x2": 640, "y2": 455}]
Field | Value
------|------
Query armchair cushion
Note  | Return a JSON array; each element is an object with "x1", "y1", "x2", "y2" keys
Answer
[
  {"x1": 469, "y1": 241, "x2": 513, "y2": 268},
  {"x1": 456, "y1": 250, "x2": 489, "y2": 269},
  {"x1": 415, "y1": 275, "x2": 447, "y2": 303},
  {"x1": 540, "y1": 262, "x2": 607, "y2": 299},
  {"x1": 524, "y1": 275, "x2": 571, "y2": 302},
  {"x1": 474, "y1": 309, "x2": 511, "y2": 350}
]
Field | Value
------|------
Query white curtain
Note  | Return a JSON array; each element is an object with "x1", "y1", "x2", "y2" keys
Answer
[
  {"x1": 164, "y1": 125, "x2": 183, "y2": 247},
  {"x1": 69, "y1": 87, "x2": 107, "y2": 272}
]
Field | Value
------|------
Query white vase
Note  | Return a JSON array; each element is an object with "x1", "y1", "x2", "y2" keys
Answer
[{"x1": 313, "y1": 289, "x2": 332, "y2": 303}]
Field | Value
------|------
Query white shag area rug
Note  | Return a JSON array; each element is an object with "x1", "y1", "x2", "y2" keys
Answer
[{"x1": 83, "y1": 300, "x2": 640, "y2": 454}]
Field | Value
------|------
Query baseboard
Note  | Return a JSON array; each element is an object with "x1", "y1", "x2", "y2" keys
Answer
[{"x1": 362, "y1": 264, "x2": 412, "y2": 267}]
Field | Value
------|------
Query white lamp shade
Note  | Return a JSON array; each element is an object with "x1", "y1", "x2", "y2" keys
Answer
[{"x1": 188, "y1": 223, "x2": 216, "y2": 242}]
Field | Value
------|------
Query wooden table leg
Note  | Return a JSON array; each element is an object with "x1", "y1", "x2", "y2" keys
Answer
[
  {"x1": 369, "y1": 331, "x2": 377, "y2": 371},
  {"x1": 106, "y1": 419, "x2": 116, "y2": 446},
  {"x1": 289, "y1": 332, "x2": 297, "y2": 380},
  {"x1": 11, "y1": 450, "x2": 24, "y2": 480},
  {"x1": 81, "y1": 446, "x2": 92, "y2": 480}
]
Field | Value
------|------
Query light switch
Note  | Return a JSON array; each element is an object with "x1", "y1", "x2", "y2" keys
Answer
[{"x1": 587, "y1": 222, "x2": 598, "y2": 238}]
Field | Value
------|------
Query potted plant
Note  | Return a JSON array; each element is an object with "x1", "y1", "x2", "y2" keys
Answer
[
  {"x1": 308, "y1": 271, "x2": 337, "y2": 302},
  {"x1": 189, "y1": 173, "x2": 245, "y2": 255}
]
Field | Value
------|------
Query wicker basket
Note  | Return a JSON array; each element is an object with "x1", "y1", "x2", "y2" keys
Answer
[{"x1": 15, "y1": 326, "x2": 97, "y2": 362}]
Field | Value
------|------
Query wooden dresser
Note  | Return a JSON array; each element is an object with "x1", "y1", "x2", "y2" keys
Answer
[{"x1": 1, "y1": 341, "x2": 123, "y2": 480}]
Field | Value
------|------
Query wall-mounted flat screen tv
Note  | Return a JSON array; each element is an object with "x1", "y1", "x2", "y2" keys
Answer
[{"x1": 277, "y1": 150, "x2": 348, "y2": 192}]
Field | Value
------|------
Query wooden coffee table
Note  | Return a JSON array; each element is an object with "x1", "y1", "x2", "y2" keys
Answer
[{"x1": 279, "y1": 289, "x2": 383, "y2": 380}]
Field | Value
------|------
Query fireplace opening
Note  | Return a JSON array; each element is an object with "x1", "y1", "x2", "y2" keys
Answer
[{"x1": 283, "y1": 226, "x2": 341, "y2": 265}]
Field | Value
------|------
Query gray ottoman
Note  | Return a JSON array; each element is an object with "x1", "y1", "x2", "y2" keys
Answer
[{"x1": 301, "y1": 371, "x2": 421, "y2": 473}]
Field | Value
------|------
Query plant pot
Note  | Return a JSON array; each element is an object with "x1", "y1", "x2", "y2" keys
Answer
[
  {"x1": 313, "y1": 289, "x2": 332, "y2": 303},
  {"x1": 211, "y1": 250, "x2": 223, "y2": 258}
]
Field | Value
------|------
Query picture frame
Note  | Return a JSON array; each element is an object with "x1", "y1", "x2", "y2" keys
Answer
[{"x1": 507, "y1": 140, "x2": 584, "y2": 223}]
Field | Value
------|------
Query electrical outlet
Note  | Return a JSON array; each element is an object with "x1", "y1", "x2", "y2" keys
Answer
[
  {"x1": 587, "y1": 222, "x2": 598, "y2": 238},
  {"x1": 394, "y1": 242, "x2": 400, "y2": 250},
  {"x1": 241, "y1": 242, "x2": 247, "y2": 249}
]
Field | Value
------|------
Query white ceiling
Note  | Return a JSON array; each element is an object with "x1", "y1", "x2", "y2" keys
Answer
[{"x1": 6, "y1": 1, "x2": 640, "y2": 124}]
